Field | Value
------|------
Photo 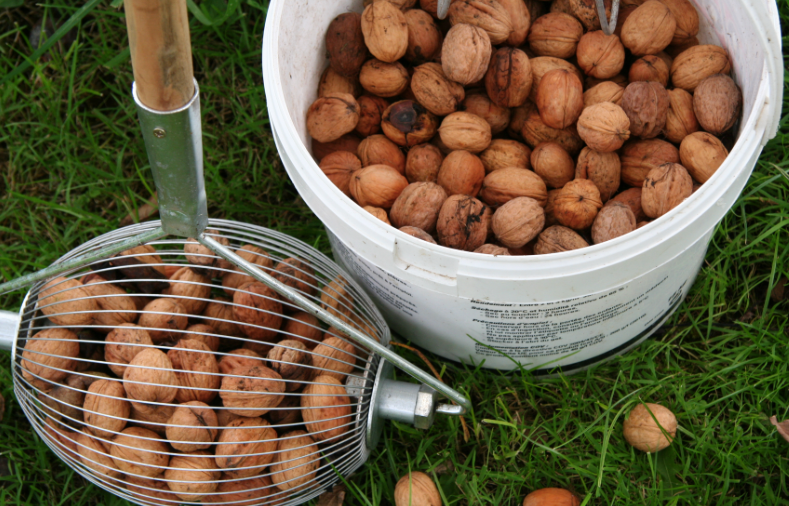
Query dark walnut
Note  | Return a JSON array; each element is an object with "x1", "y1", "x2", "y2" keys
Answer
[
  {"x1": 436, "y1": 195, "x2": 491, "y2": 251},
  {"x1": 381, "y1": 101, "x2": 439, "y2": 148}
]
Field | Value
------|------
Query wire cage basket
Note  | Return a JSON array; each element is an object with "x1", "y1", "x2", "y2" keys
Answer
[{"x1": 12, "y1": 219, "x2": 390, "y2": 506}]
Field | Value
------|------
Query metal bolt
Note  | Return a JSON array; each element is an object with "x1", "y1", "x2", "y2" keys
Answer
[{"x1": 153, "y1": 127, "x2": 166, "y2": 138}]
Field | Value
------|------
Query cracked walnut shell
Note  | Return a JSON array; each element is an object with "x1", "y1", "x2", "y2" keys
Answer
[{"x1": 381, "y1": 101, "x2": 439, "y2": 148}]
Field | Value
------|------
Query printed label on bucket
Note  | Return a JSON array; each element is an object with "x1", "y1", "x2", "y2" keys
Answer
[{"x1": 329, "y1": 233, "x2": 705, "y2": 372}]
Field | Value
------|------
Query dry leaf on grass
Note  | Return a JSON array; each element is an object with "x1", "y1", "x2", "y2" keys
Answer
[
  {"x1": 316, "y1": 485, "x2": 346, "y2": 506},
  {"x1": 770, "y1": 416, "x2": 789, "y2": 443}
]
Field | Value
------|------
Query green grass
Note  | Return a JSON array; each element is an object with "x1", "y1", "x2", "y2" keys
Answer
[{"x1": 1, "y1": 1, "x2": 788, "y2": 505}]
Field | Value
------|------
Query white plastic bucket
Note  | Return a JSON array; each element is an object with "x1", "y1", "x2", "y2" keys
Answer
[{"x1": 262, "y1": 0, "x2": 783, "y2": 372}]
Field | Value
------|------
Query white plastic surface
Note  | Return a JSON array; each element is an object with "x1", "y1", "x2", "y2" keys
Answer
[{"x1": 263, "y1": 0, "x2": 782, "y2": 372}]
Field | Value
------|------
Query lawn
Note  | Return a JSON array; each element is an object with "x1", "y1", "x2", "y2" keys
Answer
[{"x1": 1, "y1": 1, "x2": 788, "y2": 505}]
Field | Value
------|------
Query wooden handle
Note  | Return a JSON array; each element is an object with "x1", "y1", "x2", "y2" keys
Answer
[{"x1": 124, "y1": 0, "x2": 194, "y2": 111}]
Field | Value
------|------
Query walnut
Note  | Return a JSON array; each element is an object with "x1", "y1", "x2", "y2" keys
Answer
[
  {"x1": 519, "y1": 102, "x2": 585, "y2": 154},
  {"x1": 381, "y1": 101, "x2": 440, "y2": 147},
  {"x1": 273, "y1": 257, "x2": 316, "y2": 297},
  {"x1": 326, "y1": 13, "x2": 367, "y2": 77},
  {"x1": 664, "y1": 88, "x2": 699, "y2": 143},
  {"x1": 39, "y1": 375, "x2": 86, "y2": 425},
  {"x1": 436, "y1": 195, "x2": 491, "y2": 251},
  {"x1": 666, "y1": 36, "x2": 700, "y2": 60},
  {"x1": 480, "y1": 139, "x2": 531, "y2": 173},
  {"x1": 166, "y1": 401, "x2": 218, "y2": 452},
  {"x1": 420, "y1": 0, "x2": 460, "y2": 18},
  {"x1": 21, "y1": 328, "x2": 79, "y2": 391},
  {"x1": 536, "y1": 69, "x2": 583, "y2": 129},
  {"x1": 400, "y1": 226, "x2": 438, "y2": 244},
  {"x1": 441, "y1": 24, "x2": 492, "y2": 85},
  {"x1": 167, "y1": 266, "x2": 211, "y2": 315},
  {"x1": 390, "y1": 182, "x2": 448, "y2": 232},
  {"x1": 613, "y1": 4, "x2": 638, "y2": 37},
  {"x1": 437, "y1": 151, "x2": 486, "y2": 197},
  {"x1": 569, "y1": 0, "x2": 612, "y2": 31},
  {"x1": 507, "y1": 102, "x2": 531, "y2": 139},
  {"x1": 448, "y1": 0, "x2": 513, "y2": 45},
  {"x1": 404, "y1": 9, "x2": 443, "y2": 63},
  {"x1": 367, "y1": 204, "x2": 392, "y2": 223},
  {"x1": 306, "y1": 93, "x2": 360, "y2": 143},
  {"x1": 220, "y1": 365, "x2": 285, "y2": 417},
  {"x1": 281, "y1": 312, "x2": 324, "y2": 350},
  {"x1": 485, "y1": 47, "x2": 532, "y2": 108},
  {"x1": 358, "y1": 135, "x2": 405, "y2": 174},
  {"x1": 359, "y1": 59, "x2": 410, "y2": 98},
  {"x1": 112, "y1": 245, "x2": 168, "y2": 293},
  {"x1": 528, "y1": 13, "x2": 582, "y2": 58},
  {"x1": 108, "y1": 426, "x2": 169, "y2": 478},
  {"x1": 311, "y1": 336, "x2": 357, "y2": 381},
  {"x1": 82, "y1": 276, "x2": 136, "y2": 331},
  {"x1": 460, "y1": 92, "x2": 511, "y2": 135},
  {"x1": 411, "y1": 63, "x2": 465, "y2": 116},
  {"x1": 202, "y1": 297, "x2": 243, "y2": 339},
  {"x1": 474, "y1": 244, "x2": 510, "y2": 255},
  {"x1": 679, "y1": 132, "x2": 728, "y2": 183},
  {"x1": 321, "y1": 276, "x2": 355, "y2": 323},
  {"x1": 164, "y1": 452, "x2": 220, "y2": 501},
  {"x1": 585, "y1": 73, "x2": 628, "y2": 90},
  {"x1": 575, "y1": 147, "x2": 621, "y2": 202},
  {"x1": 350, "y1": 164, "x2": 410, "y2": 208},
  {"x1": 129, "y1": 402, "x2": 176, "y2": 436},
  {"x1": 301, "y1": 375, "x2": 352, "y2": 442},
  {"x1": 492, "y1": 197, "x2": 545, "y2": 248},
  {"x1": 531, "y1": 142, "x2": 574, "y2": 189},
  {"x1": 693, "y1": 74, "x2": 741, "y2": 136},
  {"x1": 232, "y1": 282, "x2": 283, "y2": 343},
  {"x1": 218, "y1": 349, "x2": 265, "y2": 375},
  {"x1": 123, "y1": 348, "x2": 179, "y2": 411},
  {"x1": 577, "y1": 102, "x2": 630, "y2": 152},
  {"x1": 82, "y1": 379, "x2": 129, "y2": 439},
  {"x1": 318, "y1": 66, "x2": 362, "y2": 98},
  {"x1": 576, "y1": 31, "x2": 625, "y2": 80},
  {"x1": 267, "y1": 340, "x2": 313, "y2": 391},
  {"x1": 620, "y1": 1, "x2": 676, "y2": 56},
  {"x1": 105, "y1": 323, "x2": 154, "y2": 377},
  {"x1": 660, "y1": 0, "x2": 699, "y2": 45},
  {"x1": 438, "y1": 112, "x2": 492, "y2": 153},
  {"x1": 75, "y1": 430, "x2": 121, "y2": 479},
  {"x1": 38, "y1": 277, "x2": 97, "y2": 327},
  {"x1": 623, "y1": 403, "x2": 677, "y2": 452},
  {"x1": 406, "y1": 143, "x2": 444, "y2": 183},
  {"x1": 183, "y1": 229, "x2": 229, "y2": 273},
  {"x1": 268, "y1": 395, "x2": 304, "y2": 430},
  {"x1": 168, "y1": 339, "x2": 220, "y2": 404},
  {"x1": 621, "y1": 81, "x2": 670, "y2": 139},
  {"x1": 126, "y1": 476, "x2": 180, "y2": 506},
  {"x1": 319, "y1": 151, "x2": 361, "y2": 196},
  {"x1": 479, "y1": 167, "x2": 548, "y2": 208},
  {"x1": 395, "y1": 471, "x2": 442, "y2": 506},
  {"x1": 608, "y1": 187, "x2": 647, "y2": 222},
  {"x1": 270, "y1": 430, "x2": 320, "y2": 491},
  {"x1": 628, "y1": 55, "x2": 669, "y2": 87},
  {"x1": 138, "y1": 298, "x2": 188, "y2": 343},
  {"x1": 554, "y1": 179, "x2": 603, "y2": 230},
  {"x1": 529, "y1": 56, "x2": 584, "y2": 102},
  {"x1": 524, "y1": 488, "x2": 581, "y2": 506},
  {"x1": 620, "y1": 139, "x2": 679, "y2": 187},
  {"x1": 544, "y1": 188, "x2": 561, "y2": 227},
  {"x1": 356, "y1": 95, "x2": 389, "y2": 137},
  {"x1": 312, "y1": 133, "x2": 362, "y2": 162},
  {"x1": 641, "y1": 163, "x2": 693, "y2": 218},
  {"x1": 44, "y1": 417, "x2": 78, "y2": 458},
  {"x1": 215, "y1": 417, "x2": 278, "y2": 478},
  {"x1": 361, "y1": 1, "x2": 409, "y2": 63},
  {"x1": 204, "y1": 476, "x2": 277, "y2": 505},
  {"x1": 497, "y1": 0, "x2": 530, "y2": 46},
  {"x1": 670, "y1": 45, "x2": 731, "y2": 92},
  {"x1": 221, "y1": 245, "x2": 276, "y2": 295},
  {"x1": 534, "y1": 225, "x2": 589, "y2": 254},
  {"x1": 591, "y1": 202, "x2": 636, "y2": 244}
]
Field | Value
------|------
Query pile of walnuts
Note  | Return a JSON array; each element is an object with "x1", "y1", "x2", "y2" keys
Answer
[
  {"x1": 22, "y1": 240, "x2": 373, "y2": 504},
  {"x1": 308, "y1": 0, "x2": 741, "y2": 255}
]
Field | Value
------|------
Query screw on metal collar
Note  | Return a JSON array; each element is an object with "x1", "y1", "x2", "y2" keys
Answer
[{"x1": 597, "y1": 0, "x2": 621, "y2": 36}]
